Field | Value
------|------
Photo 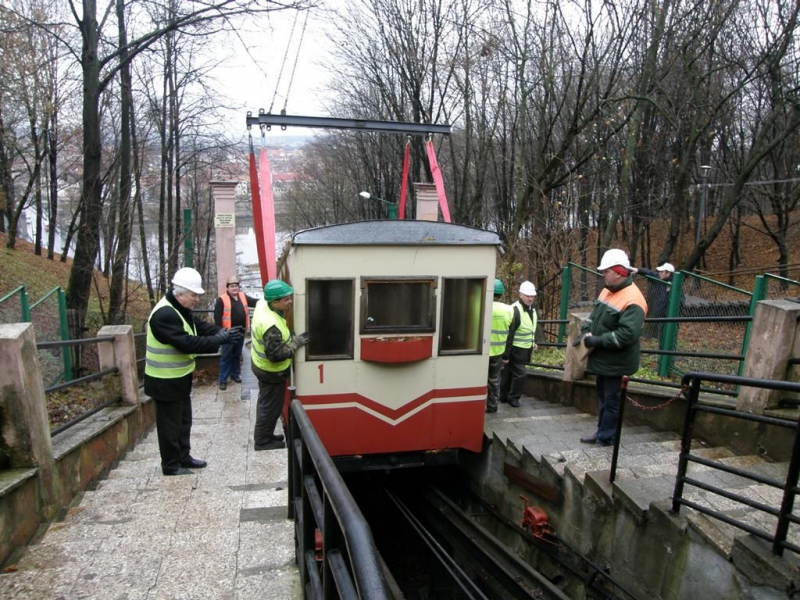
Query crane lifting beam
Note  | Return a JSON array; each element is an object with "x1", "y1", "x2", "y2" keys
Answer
[{"x1": 246, "y1": 112, "x2": 451, "y2": 136}]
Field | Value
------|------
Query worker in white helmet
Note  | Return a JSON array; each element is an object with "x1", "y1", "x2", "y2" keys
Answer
[
  {"x1": 145, "y1": 267, "x2": 244, "y2": 475},
  {"x1": 499, "y1": 280, "x2": 538, "y2": 408},
  {"x1": 577, "y1": 249, "x2": 647, "y2": 446},
  {"x1": 630, "y1": 262, "x2": 677, "y2": 343}
]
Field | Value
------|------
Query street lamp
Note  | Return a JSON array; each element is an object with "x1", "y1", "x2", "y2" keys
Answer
[
  {"x1": 696, "y1": 165, "x2": 712, "y2": 246},
  {"x1": 359, "y1": 191, "x2": 397, "y2": 219}
]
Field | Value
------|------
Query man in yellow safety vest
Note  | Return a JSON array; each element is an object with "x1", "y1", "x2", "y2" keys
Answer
[
  {"x1": 145, "y1": 267, "x2": 244, "y2": 475},
  {"x1": 250, "y1": 279, "x2": 310, "y2": 451},
  {"x1": 500, "y1": 280, "x2": 538, "y2": 407},
  {"x1": 487, "y1": 279, "x2": 513, "y2": 413}
]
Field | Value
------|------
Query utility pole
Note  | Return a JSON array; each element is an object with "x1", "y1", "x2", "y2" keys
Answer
[{"x1": 696, "y1": 165, "x2": 712, "y2": 247}]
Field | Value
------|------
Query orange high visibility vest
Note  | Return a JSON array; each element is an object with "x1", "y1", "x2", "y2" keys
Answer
[{"x1": 220, "y1": 292, "x2": 250, "y2": 330}]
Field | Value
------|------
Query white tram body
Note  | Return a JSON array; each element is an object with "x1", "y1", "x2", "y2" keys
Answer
[{"x1": 283, "y1": 220, "x2": 500, "y2": 465}]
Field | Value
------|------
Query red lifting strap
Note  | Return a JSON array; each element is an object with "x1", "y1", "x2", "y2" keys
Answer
[
  {"x1": 399, "y1": 139, "x2": 410, "y2": 220},
  {"x1": 258, "y1": 147, "x2": 278, "y2": 281},
  {"x1": 248, "y1": 141, "x2": 269, "y2": 287},
  {"x1": 425, "y1": 139, "x2": 451, "y2": 223}
]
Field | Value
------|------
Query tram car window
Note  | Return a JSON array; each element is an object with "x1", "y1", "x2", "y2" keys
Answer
[
  {"x1": 360, "y1": 277, "x2": 436, "y2": 333},
  {"x1": 306, "y1": 279, "x2": 354, "y2": 360},
  {"x1": 439, "y1": 278, "x2": 485, "y2": 354},
  {"x1": 284, "y1": 220, "x2": 501, "y2": 469}
]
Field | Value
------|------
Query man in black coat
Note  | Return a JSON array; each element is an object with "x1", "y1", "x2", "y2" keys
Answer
[
  {"x1": 144, "y1": 268, "x2": 243, "y2": 476},
  {"x1": 631, "y1": 262, "x2": 675, "y2": 342}
]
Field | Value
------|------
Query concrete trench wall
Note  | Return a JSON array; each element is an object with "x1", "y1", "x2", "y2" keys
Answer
[
  {"x1": 0, "y1": 323, "x2": 155, "y2": 567},
  {"x1": 461, "y1": 437, "x2": 784, "y2": 600}
]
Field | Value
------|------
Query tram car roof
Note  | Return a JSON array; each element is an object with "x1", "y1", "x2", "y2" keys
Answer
[{"x1": 291, "y1": 220, "x2": 501, "y2": 247}]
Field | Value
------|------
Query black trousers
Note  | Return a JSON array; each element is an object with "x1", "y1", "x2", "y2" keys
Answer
[
  {"x1": 252, "y1": 363, "x2": 289, "y2": 446},
  {"x1": 500, "y1": 345, "x2": 532, "y2": 404},
  {"x1": 155, "y1": 396, "x2": 193, "y2": 470}
]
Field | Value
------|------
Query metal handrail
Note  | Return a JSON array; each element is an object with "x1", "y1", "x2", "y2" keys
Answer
[
  {"x1": 288, "y1": 397, "x2": 391, "y2": 599},
  {"x1": 45, "y1": 367, "x2": 119, "y2": 394},
  {"x1": 50, "y1": 395, "x2": 122, "y2": 437},
  {"x1": 671, "y1": 372, "x2": 800, "y2": 557},
  {"x1": 37, "y1": 335, "x2": 115, "y2": 350}
]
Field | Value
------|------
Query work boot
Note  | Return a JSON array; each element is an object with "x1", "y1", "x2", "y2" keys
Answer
[{"x1": 219, "y1": 381, "x2": 227, "y2": 391}]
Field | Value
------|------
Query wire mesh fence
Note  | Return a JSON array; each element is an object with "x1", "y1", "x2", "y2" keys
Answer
[
  {"x1": 658, "y1": 273, "x2": 750, "y2": 388},
  {"x1": 30, "y1": 288, "x2": 69, "y2": 388}
]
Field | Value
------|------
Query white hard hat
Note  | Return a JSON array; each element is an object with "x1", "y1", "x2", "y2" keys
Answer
[
  {"x1": 657, "y1": 263, "x2": 675, "y2": 273},
  {"x1": 171, "y1": 267, "x2": 205, "y2": 294},
  {"x1": 597, "y1": 248, "x2": 631, "y2": 271},
  {"x1": 519, "y1": 281, "x2": 537, "y2": 296}
]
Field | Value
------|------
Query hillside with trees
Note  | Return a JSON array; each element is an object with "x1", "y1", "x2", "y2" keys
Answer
[{"x1": 1, "y1": 0, "x2": 799, "y2": 337}]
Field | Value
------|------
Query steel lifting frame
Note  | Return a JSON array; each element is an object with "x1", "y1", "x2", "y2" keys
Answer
[{"x1": 245, "y1": 111, "x2": 451, "y2": 136}]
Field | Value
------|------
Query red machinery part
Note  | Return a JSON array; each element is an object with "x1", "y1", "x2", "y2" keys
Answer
[{"x1": 520, "y1": 495, "x2": 551, "y2": 538}]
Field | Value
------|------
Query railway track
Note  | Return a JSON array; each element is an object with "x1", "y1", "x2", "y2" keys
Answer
[{"x1": 365, "y1": 470, "x2": 637, "y2": 600}]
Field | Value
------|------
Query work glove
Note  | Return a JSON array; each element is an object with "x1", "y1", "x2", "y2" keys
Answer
[
  {"x1": 582, "y1": 335, "x2": 603, "y2": 348},
  {"x1": 287, "y1": 331, "x2": 311, "y2": 352},
  {"x1": 227, "y1": 326, "x2": 245, "y2": 345},
  {"x1": 214, "y1": 328, "x2": 232, "y2": 345}
]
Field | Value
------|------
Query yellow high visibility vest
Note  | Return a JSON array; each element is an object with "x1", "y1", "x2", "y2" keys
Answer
[
  {"x1": 145, "y1": 296, "x2": 197, "y2": 379},
  {"x1": 251, "y1": 300, "x2": 291, "y2": 372},
  {"x1": 490, "y1": 301, "x2": 513, "y2": 357},
  {"x1": 511, "y1": 301, "x2": 537, "y2": 349}
]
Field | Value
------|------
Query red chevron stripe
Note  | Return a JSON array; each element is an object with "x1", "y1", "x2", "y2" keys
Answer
[{"x1": 296, "y1": 386, "x2": 486, "y2": 419}]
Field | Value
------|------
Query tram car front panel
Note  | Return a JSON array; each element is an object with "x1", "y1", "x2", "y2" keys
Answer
[{"x1": 286, "y1": 221, "x2": 500, "y2": 461}]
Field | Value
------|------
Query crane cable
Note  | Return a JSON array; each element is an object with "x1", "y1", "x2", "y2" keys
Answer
[
  {"x1": 282, "y1": 10, "x2": 309, "y2": 114},
  {"x1": 268, "y1": 9, "x2": 310, "y2": 116}
]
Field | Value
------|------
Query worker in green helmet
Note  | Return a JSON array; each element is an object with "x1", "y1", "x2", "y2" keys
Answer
[
  {"x1": 250, "y1": 279, "x2": 310, "y2": 451},
  {"x1": 487, "y1": 279, "x2": 513, "y2": 413}
]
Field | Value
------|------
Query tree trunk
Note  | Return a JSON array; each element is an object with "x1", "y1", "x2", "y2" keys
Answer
[
  {"x1": 67, "y1": 0, "x2": 103, "y2": 327},
  {"x1": 108, "y1": 0, "x2": 134, "y2": 324}
]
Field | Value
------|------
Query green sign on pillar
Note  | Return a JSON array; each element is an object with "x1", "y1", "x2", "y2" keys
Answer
[{"x1": 183, "y1": 208, "x2": 193, "y2": 267}]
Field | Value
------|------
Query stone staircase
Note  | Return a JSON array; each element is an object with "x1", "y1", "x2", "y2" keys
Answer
[{"x1": 478, "y1": 394, "x2": 800, "y2": 597}]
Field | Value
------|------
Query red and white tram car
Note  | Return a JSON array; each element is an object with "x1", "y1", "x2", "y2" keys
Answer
[{"x1": 282, "y1": 220, "x2": 501, "y2": 470}]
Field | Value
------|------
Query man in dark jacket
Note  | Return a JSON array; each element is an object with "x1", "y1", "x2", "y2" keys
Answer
[
  {"x1": 145, "y1": 267, "x2": 244, "y2": 475},
  {"x1": 214, "y1": 274, "x2": 258, "y2": 390},
  {"x1": 500, "y1": 280, "x2": 538, "y2": 407},
  {"x1": 578, "y1": 250, "x2": 647, "y2": 446},
  {"x1": 631, "y1": 263, "x2": 675, "y2": 342}
]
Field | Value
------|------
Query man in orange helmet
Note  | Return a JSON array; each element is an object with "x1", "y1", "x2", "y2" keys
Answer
[{"x1": 214, "y1": 274, "x2": 258, "y2": 390}]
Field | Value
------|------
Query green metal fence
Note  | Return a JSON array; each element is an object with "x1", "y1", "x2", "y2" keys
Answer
[{"x1": 1, "y1": 286, "x2": 73, "y2": 385}]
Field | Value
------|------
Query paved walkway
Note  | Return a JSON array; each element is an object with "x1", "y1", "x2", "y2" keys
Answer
[{"x1": 0, "y1": 349, "x2": 300, "y2": 600}]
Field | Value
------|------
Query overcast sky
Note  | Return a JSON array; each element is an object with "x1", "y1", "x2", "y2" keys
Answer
[{"x1": 217, "y1": 3, "x2": 339, "y2": 136}]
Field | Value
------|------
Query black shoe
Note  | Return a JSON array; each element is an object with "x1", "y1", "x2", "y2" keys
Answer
[
  {"x1": 580, "y1": 435, "x2": 598, "y2": 444},
  {"x1": 509, "y1": 399, "x2": 521, "y2": 407},
  {"x1": 219, "y1": 381, "x2": 227, "y2": 391},
  {"x1": 271, "y1": 434, "x2": 285, "y2": 442},
  {"x1": 254, "y1": 439, "x2": 286, "y2": 451},
  {"x1": 596, "y1": 439, "x2": 613, "y2": 447},
  {"x1": 231, "y1": 375, "x2": 242, "y2": 383},
  {"x1": 163, "y1": 467, "x2": 194, "y2": 476},
  {"x1": 486, "y1": 406, "x2": 497, "y2": 413},
  {"x1": 180, "y1": 456, "x2": 207, "y2": 469}
]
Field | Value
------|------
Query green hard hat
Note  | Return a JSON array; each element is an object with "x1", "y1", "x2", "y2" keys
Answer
[
  {"x1": 264, "y1": 279, "x2": 294, "y2": 302},
  {"x1": 494, "y1": 278, "x2": 505, "y2": 295}
]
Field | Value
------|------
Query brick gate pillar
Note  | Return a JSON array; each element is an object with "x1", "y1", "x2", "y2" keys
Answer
[{"x1": 211, "y1": 180, "x2": 239, "y2": 297}]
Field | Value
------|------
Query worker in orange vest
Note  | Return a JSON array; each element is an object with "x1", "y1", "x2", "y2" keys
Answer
[{"x1": 214, "y1": 274, "x2": 258, "y2": 390}]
